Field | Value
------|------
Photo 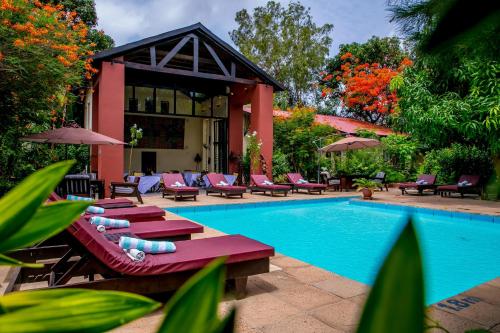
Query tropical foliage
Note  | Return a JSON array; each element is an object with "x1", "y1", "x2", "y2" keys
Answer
[{"x1": 230, "y1": 1, "x2": 333, "y2": 107}]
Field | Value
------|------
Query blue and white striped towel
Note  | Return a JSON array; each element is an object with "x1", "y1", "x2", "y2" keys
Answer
[
  {"x1": 67, "y1": 195, "x2": 94, "y2": 202},
  {"x1": 90, "y1": 216, "x2": 130, "y2": 228},
  {"x1": 86, "y1": 206, "x2": 105, "y2": 214},
  {"x1": 119, "y1": 236, "x2": 176, "y2": 254},
  {"x1": 123, "y1": 249, "x2": 145, "y2": 262}
]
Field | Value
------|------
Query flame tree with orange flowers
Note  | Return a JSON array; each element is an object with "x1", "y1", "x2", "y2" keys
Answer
[
  {"x1": 0, "y1": 0, "x2": 102, "y2": 192},
  {"x1": 319, "y1": 51, "x2": 412, "y2": 125}
]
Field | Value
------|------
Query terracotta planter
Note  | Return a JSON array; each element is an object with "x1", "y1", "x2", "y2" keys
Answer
[{"x1": 361, "y1": 187, "x2": 373, "y2": 200}]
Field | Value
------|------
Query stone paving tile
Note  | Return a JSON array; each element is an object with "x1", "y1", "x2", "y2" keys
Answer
[
  {"x1": 434, "y1": 296, "x2": 500, "y2": 328},
  {"x1": 269, "y1": 283, "x2": 342, "y2": 310},
  {"x1": 426, "y1": 308, "x2": 485, "y2": 333},
  {"x1": 311, "y1": 299, "x2": 362, "y2": 332},
  {"x1": 486, "y1": 278, "x2": 500, "y2": 289},
  {"x1": 271, "y1": 255, "x2": 309, "y2": 269},
  {"x1": 313, "y1": 277, "x2": 369, "y2": 299},
  {"x1": 252, "y1": 270, "x2": 306, "y2": 292},
  {"x1": 284, "y1": 265, "x2": 338, "y2": 285},
  {"x1": 463, "y1": 283, "x2": 500, "y2": 306},
  {"x1": 346, "y1": 293, "x2": 368, "y2": 307},
  {"x1": 261, "y1": 314, "x2": 344, "y2": 333},
  {"x1": 235, "y1": 293, "x2": 302, "y2": 328}
]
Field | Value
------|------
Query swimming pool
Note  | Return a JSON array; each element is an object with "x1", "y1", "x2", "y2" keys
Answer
[{"x1": 168, "y1": 198, "x2": 500, "y2": 304}]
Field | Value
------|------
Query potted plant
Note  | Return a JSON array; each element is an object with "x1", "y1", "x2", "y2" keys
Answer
[{"x1": 353, "y1": 178, "x2": 379, "y2": 200}]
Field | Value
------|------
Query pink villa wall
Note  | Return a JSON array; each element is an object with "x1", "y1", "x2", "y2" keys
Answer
[{"x1": 91, "y1": 60, "x2": 125, "y2": 196}]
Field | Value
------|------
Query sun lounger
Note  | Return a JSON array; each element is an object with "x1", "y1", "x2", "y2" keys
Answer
[
  {"x1": 49, "y1": 192, "x2": 135, "y2": 209},
  {"x1": 437, "y1": 175, "x2": 481, "y2": 197},
  {"x1": 249, "y1": 175, "x2": 291, "y2": 196},
  {"x1": 162, "y1": 173, "x2": 199, "y2": 201},
  {"x1": 206, "y1": 173, "x2": 246, "y2": 198},
  {"x1": 6, "y1": 218, "x2": 274, "y2": 299},
  {"x1": 287, "y1": 173, "x2": 327, "y2": 194},
  {"x1": 398, "y1": 174, "x2": 437, "y2": 195},
  {"x1": 83, "y1": 206, "x2": 165, "y2": 222}
]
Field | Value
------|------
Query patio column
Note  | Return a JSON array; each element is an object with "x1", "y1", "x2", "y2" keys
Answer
[
  {"x1": 250, "y1": 83, "x2": 274, "y2": 177},
  {"x1": 94, "y1": 60, "x2": 125, "y2": 196}
]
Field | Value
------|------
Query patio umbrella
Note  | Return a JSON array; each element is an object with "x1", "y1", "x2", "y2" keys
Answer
[
  {"x1": 320, "y1": 136, "x2": 380, "y2": 153},
  {"x1": 21, "y1": 127, "x2": 125, "y2": 145}
]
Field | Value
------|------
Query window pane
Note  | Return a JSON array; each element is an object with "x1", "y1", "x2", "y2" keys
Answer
[
  {"x1": 156, "y1": 88, "x2": 174, "y2": 114},
  {"x1": 213, "y1": 95, "x2": 228, "y2": 118},
  {"x1": 135, "y1": 86, "x2": 154, "y2": 113},
  {"x1": 193, "y1": 92, "x2": 211, "y2": 117},
  {"x1": 176, "y1": 89, "x2": 192, "y2": 115},
  {"x1": 125, "y1": 86, "x2": 136, "y2": 112}
]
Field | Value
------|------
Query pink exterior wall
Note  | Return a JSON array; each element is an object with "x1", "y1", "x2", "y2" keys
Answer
[
  {"x1": 250, "y1": 84, "x2": 274, "y2": 177},
  {"x1": 92, "y1": 61, "x2": 125, "y2": 196}
]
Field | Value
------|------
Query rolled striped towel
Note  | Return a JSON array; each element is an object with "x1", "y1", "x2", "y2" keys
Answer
[
  {"x1": 86, "y1": 206, "x2": 105, "y2": 214},
  {"x1": 119, "y1": 236, "x2": 176, "y2": 254},
  {"x1": 67, "y1": 195, "x2": 94, "y2": 202},
  {"x1": 123, "y1": 249, "x2": 145, "y2": 262},
  {"x1": 90, "y1": 216, "x2": 130, "y2": 228},
  {"x1": 96, "y1": 225, "x2": 106, "y2": 233}
]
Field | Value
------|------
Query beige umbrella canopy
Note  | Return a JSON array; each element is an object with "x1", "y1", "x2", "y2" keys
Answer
[
  {"x1": 320, "y1": 136, "x2": 380, "y2": 153},
  {"x1": 21, "y1": 127, "x2": 125, "y2": 145}
]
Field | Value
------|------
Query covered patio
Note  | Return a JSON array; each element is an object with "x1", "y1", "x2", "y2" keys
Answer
[{"x1": 86, "y1": 23, "x2": 283, "y2": 194}]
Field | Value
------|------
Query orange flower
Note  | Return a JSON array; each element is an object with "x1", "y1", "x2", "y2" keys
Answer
[
  {"x1": 13, "y1": 39, "x2": 25, "y2": 47},
  {"x1": 0, "y1": 52, "x2": 4, "y2": 61}
]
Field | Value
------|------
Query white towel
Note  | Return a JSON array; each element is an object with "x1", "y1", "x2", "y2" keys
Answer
[
  {"x1": 123, "y1": 248, "x2": 145, "y2": 262},
  {"x1": 217, "y1": 181, "x2": 228, "y2": 186}
]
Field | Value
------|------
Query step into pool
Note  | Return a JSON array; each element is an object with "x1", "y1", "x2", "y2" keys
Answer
[{"x1": 167, "y1": 198, "x2": 500, "y2": 304}]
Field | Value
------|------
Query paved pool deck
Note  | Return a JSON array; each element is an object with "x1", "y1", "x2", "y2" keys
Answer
[{"x1": 1, "y1": 189, "x2": 499, "y2": 332}]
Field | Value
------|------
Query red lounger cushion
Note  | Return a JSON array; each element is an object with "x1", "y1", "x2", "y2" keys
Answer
[
  {"x1": 69, "y1": 219, "x2": 274, "y2": 276},
  {"x1": 207, "y1": 173, "x2": 246, "y2": 192},
  {"x1": 437, "y1": 185, "x2": 458, "y2": 191},
  {"x1": 287, "y1": 173, "x2": 326, "y2": 188},
  {"x1": 106, "y1": 219, "x2": 204, "y2": 239},
  {"x1": 93, "y1": 198, "x2": 135, "y2": 208},
  {"x1": 251, "y1": 175, "x2": 291, "y2": 190},
  {"x1": 84, "y1": 206, "x2": 165, "y2": 222},
  {"x1": 162, "y1": 174, "x2": 199, "y2": 193},
  {"x1": 399, "y1": 175, "x2": 436, "y2": 189}
]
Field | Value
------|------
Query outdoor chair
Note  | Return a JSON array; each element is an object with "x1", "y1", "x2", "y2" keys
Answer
[
  {"x1": 398, "y1": 174, "x2": 437, "y2": 195},
  {"x1": 437, "y1": 175, "x2": 482, "y2": 198},
  {"x1": 111, "y1": 176, "x2": 143, "y2": 204},
  {"x1": 55, "y1": 174, "x2": 92, "y2": 198},
  {"x1": 371, "y1": 171, "x2": 388, "y2": 191},
  {"x1": 249, "y1": 174, "x2": 291, "y2": 196},
  {"x1": 287, "y1": 173, "x2": 327, "y2": 194},
  {"x1": 320, "y1": 170, "x2": 341, "y2": 191},
  {"x1": 205, "y1": 173, "x2": 247, "y2": 198},
  {"x1": 6, "y1": 217, "x2": 274, "y2": 299},
  {"x1": 162, "y1": 173, "x2": 199, "y2": 201}
]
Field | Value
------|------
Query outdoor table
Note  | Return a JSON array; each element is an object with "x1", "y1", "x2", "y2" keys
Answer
[
  {"x1": 182, "y1": 171, "x2": 201, "y2": 186},
  {"x1": 128, "y1": 175, "x2": 161, "y2": 194},
  {"x1": 202, "y1": 174, "x2": 236, "y2": 187}
]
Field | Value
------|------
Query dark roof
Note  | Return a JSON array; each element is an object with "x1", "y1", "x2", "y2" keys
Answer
[{"x1": 93, "y1": 23, "x2": 285, "y2": 91}]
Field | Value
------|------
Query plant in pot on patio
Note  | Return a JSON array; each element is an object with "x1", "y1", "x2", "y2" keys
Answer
[{"x1": 353, "y1": 178, "x2": 379, "y2": 200}]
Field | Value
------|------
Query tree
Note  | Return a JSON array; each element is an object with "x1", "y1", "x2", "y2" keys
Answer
[
  {"x1": 317, "y1": 36, "x2": 409, "y2": 118},
  {"x1": 0, "y1": 0, "x2": 97, "y2": 192},
  {"x1": 319, "y1": 52, "x2": 412, "y2": 124},
  {"x1": 230, "y1": 1, "x2": 333, "y2": 107}
]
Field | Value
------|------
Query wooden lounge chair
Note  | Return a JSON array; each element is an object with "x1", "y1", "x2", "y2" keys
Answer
[
  {"x1": 371, "y1": 171, "x2": 388, "y2": 191},
  {"x1": 55, "y1": 174, "x2": 92, "y2": 198},
  {"x1": 287, "y1": 173, "x2": 327, "y2": 194},
  {"x1": 399, "y1": 174, "x2": 437, "y2": 195},
  {"x1": 205, "y1": 173, "x2": 246, "y2": 198},
  {"x1": 437, "y1": 175, "x2": 481, "y2": 198},
  {"x1": 111, "y1": 176, "x2": 143, "y2": 204},
  {"x1": 249, "y1": 175, "x2": 291, "y2": 196},
  {"x1": 49, "y1": 192, "x2": 135, "y2": 209},
  {"x1": 6, "y1": 218, "x2": 274, "y2": 299},
  {"x1": 162, "y1": 173, "x2": 199, "y2": 201}
]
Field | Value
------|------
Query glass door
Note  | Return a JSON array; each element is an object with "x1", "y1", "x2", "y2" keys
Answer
[{"x1": 213, "y1": 119, "x2": 228, "y2": 174}]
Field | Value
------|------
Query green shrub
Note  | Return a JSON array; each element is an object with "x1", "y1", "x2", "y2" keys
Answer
[
  {"x1": 272, "y1": 149, "x2": 291, "y2": 183},
  {"x1": 419, "y1": 144, "x2": 493, "y2": 184}
]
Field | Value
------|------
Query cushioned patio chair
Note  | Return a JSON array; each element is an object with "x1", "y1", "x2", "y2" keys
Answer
[
  {"x1": 55, "y1": 174, "x2": 92, "y2": 198},
  {"x1": 437, "y1": 175, "x2": 481, "y2": 198},
  {"x1": 371, "y1": 171, "x2": 388, "y2": 191},
  {"x1": 111, "y1": 176, "x2": 143, "y2": 204},
  {"x1": 398, "y1": 174, "x2": 437, "y2": 195},
  {"x1": 205, "y1": 173, "x2": 247, "y2": 198},
  {"x1": 249, "y1": 175, "x2": 291, "y2": 197},
  {"x1": 287, "y1": 173, "x2": 327, "y2": 194},
  {"x1": 162, "y1": 173, "x2": 199, "y2": 201},
  {"x1": 6, "y1": 218, "x2": 274, "y2": 299},
  {"x1": 49, "y1": 192, "x2": 135, "y2": 209}
]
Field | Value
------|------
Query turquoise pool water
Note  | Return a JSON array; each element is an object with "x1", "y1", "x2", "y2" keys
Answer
[{"x1": 168, "y1": 198, "x2": 500, "y2": 304}]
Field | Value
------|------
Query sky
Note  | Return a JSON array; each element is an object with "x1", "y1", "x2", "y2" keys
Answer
[{"x1": 95, "y1": 0, "x2": 399, "y2": 57}]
